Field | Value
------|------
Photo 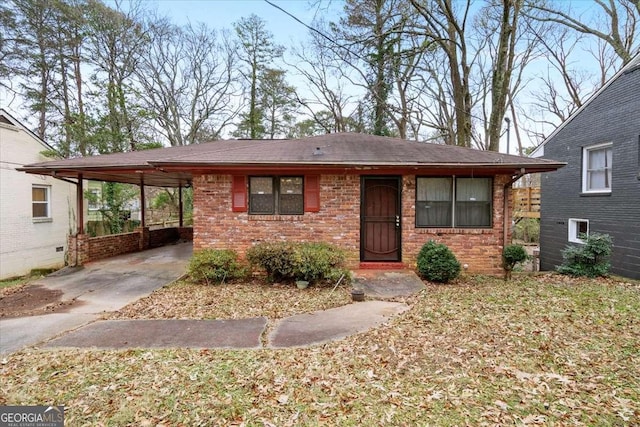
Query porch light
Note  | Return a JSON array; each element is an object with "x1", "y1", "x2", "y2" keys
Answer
[{"x1": 313, "y1": 147, "x2": 324, "y2": 156}]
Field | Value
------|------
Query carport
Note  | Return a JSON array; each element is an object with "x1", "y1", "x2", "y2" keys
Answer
[{"x1": 19, "y1": 147, "x2": 196, "y2": 265}]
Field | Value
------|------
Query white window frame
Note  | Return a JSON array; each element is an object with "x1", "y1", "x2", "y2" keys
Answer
[
  {"x1": 32, "y1": 184, "x2": 52, "y2": 221},
  {"x1": 582, "y1": 143, "x2": 612, "y2": 194},
  {"x1": 568, "y1": 218, "x2": 589, "y2": 244}
]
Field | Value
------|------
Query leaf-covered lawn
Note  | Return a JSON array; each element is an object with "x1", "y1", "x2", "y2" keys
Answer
[
  {"x1": 2, "y1": 274, "x2": 638, "y2": 426},
  {"x1": 105, "y1": 280, "x2": 353, "y2": 321}
]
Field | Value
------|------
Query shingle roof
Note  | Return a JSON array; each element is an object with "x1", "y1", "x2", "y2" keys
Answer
[{"x1": 20, "y1": 132, "x2": 564, "y2": 187}]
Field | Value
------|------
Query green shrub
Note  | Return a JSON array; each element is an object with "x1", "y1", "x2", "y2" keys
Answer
[
  {"x1": 246, "y1": 242, "x2": 297, "y2": 282},
  {"x1": 246, "y1": 241, "x2": 350, "y2": 285},
  {"x1": 557, "y1": 233, "x2": 613, "y2": 278},
  {"x1": 502, "y1": 244, "x2": 529, "y2": 280},
  {"x1": 513, "y1": 218, "x2": 539, "y2": 243},
  {"x1": 187, "y1": 249, "x2": 247, "y2": 285},
  {"x1": 416, "y1": 240, "x2": 461, "y2": 283},
  {"x1": 295, "y1": 242, "x2": 350, "y2": 284}
]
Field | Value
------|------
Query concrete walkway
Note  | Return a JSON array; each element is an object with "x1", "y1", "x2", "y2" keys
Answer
[
  {"x1": 0, "y1": 242, "x2": 192, "y2": 355},
  {"x1": 2, "y1": 247, "x2": 425, "y2": 353}
]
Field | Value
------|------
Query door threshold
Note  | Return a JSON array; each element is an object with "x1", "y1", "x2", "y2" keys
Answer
[{"x1": 359, "y1": 262, "x2": 407, "y2": 270}]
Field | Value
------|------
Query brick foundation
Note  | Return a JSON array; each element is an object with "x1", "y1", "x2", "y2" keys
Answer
[{"x1": 193, "y1": 174, "x2": 512, "y2": 275}]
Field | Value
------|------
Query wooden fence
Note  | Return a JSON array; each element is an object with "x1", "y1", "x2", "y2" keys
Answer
[{"x1": 512, "y1": 187, "x2": 540, "y2": 220}]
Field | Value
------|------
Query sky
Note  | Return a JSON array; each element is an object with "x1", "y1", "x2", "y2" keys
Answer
[{"x1": 144, "y1": 0, "x2": 326, "y2": 44}]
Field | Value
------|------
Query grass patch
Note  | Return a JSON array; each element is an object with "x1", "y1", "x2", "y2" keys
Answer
[
  {"x1": 0, "y1": 268, "x2": 58, "y2": 290},
  {"x1": 0, "y1": 276, "x2": 29, "y2": 290},
  {"x1": 2, "y1": 274, "x2": 638, "y2": 425}
]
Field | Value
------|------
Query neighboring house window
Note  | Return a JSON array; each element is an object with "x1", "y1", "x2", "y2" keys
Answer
[
  {"x1": 249, "y1": 176, "x2": 304, "y2": 215},
  {"x1": 416, "y1": 177, "x2": 492, "y2": 228},
  {"x1": 583, "y1": 143, "x2": 612, "y2": 193},
  {"x1": 568, "y1": 218, "x2": 589, "y2": 244},
  {"x1": 32, "y1": 185, "x2": 51, "y2": 219}
]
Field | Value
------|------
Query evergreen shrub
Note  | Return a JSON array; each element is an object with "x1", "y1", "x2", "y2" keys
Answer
[{"x1": 416, "y1": 240, "x2": 461, "y2": 283}]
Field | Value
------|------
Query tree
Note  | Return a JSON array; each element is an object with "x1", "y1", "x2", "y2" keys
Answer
[
  {"x1": 85, "y1": 0, "x2": 149, "y2": 153},
  {"x1": 521, "y1": 0, "x2": 639, "y2": 143},
  {"x1": 290, "y1": 25, "x2": 360, "y2": 134},
  {"x1": 9, "y1": 0, "x2": 59, "y2": 140},
  {"x1": 0, "y1": 3, "x2": 22, "y2": 92},
  {"x1": 260, "y1": 68, "x2": 298, "y2": 139},
  {"x1": 327, "y1": 0, "x2": 425, "y2": 137},
  {"x1": 410, "y1": 0, "x2": 475, "y2": 147},
  {"x1": 137, "y1": 19, "x2": 239, "y2": 145},
  {"x1": 233, "y1": 14, "x2": 284, "y2": 139},
  {"x1": 525, "y1": 0, "x2": 639, "y2": 65}
]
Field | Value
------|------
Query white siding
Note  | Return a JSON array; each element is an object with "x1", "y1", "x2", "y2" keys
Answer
[{"x1": 0, "y1": 120, "x2": 76, "y2": 279}]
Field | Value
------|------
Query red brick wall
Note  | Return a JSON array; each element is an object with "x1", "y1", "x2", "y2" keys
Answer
[
  {"x1": 86, "y1": 232, "x2": 140, "y2": 261},
  {"x1": 149, "y1": 228, "x2": 180, "y2": 248},
  {"x1": 178, "y1": 227, "x2": 193, "y2": 241},
  {"x1": 193, "y1": 174, "x2": 361, "y2": 267},
  {"x1": 401, "y1": 175, "x2": 512, "y2": 275},
  {"x1": 193, "y1": 173, "x2": 512, "y2": 275}
]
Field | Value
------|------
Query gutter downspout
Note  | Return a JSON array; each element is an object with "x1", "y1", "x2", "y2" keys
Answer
[{"x1": 503, "y1": 169, "x2": 526, "y2": 249}]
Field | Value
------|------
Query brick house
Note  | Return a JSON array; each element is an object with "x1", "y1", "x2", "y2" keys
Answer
[{"x1": 20, "y1": 133, "x2": 563, "y2": 275}]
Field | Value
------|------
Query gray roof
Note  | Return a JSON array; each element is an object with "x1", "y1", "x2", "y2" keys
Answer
[{"x1": 20, "y1": 132, "x2": 564, "y2": 187}]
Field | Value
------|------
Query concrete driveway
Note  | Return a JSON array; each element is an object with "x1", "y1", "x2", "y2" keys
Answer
[{"x1": 0, "y1": 242, "x2": 192, "y2": 355}]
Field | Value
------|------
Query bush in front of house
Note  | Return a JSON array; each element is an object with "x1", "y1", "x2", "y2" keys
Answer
[
  {"x1": 557, "y1": 233, "x2": 613, "y2": 278},
  {"x1": 187, "y1": 248, "x2": 248, "y2": 285},
  {"x1": 246, "y1": 241, "x2": 297, "y2": 283},
  {"x1": 246, "y1": 241, "x2": 350, "y2": 285},
  {"x1": 295, "y1": 242, "x2": 350, "y2": 284},
  {"x1": 416, "y1": 240, "x2": 461, "y2": 283},
  {"x1": 502, "y1": 244, "x2": 529, "y2": 280}
]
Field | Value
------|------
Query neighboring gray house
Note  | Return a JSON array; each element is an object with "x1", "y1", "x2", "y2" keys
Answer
[{"x1": 532, "y1": 55, "x2": 640, "y2": 280}]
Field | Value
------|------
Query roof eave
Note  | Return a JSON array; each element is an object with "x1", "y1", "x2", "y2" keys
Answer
[{"x1": 151, "y1": 160, "x2": 565, "y2": 172}]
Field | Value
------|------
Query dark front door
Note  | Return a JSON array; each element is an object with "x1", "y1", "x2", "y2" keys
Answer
[{"x1": 361, "y1": 177, "x2": 401, "y2": 261}]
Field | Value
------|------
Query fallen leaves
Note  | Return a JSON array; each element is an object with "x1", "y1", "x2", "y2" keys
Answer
[
  {"x1": 1, "y1": 274, "x2": 639, "y2": 425},
  {"x1": 105, "y1": 280, "x2": 352, "y2": 322}
]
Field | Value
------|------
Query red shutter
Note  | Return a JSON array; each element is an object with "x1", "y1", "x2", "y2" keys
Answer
[
  {"x1": 304, "y1": 175, "x2": 320, "y2": 212},
  {"x1": 232, "y1": 176, "x2": 247, "y2": 212}
]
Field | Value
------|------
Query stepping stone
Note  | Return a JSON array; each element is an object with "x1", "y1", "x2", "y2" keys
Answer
[
  {"x1": 44, "y1": 318, "x2": 267, "y2": 350},
  {"x1": 269, "y1": 301, "x2": 409, "y2": 348}
]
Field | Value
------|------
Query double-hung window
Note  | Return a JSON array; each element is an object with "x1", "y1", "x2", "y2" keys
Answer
[
  {"x1": 583, "y1": 143, "x2": 612, "y2": 193},
  {"x1": 32, "y1": 185, "x2": 51, "y2": 220},
  {"x1": 416, "y1": 177, "x2": 492, "y2": 228},
  {"x1": 249, "y1": 176, "x2": 304, "y2": 215}
]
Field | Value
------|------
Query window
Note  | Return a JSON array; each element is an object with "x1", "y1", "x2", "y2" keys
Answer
[
  {"x1": 32, "y1": 185, "x2": 51, "y2": 219},
  {"x1": 568, "y1": 218, "x2": 589, "y2": 243},
  {"x1": 249, "y1": 176, "x2": 304, "y2": 215},
  {"x1": 583, "y1": 143, "x2": 612, "y2": 193},
  {"x1": 416, "y1": 177, "x2": 452, "y2": 227},
  {"x1": 416, "y1": 177, "x2": 492, "y2": 228}
]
